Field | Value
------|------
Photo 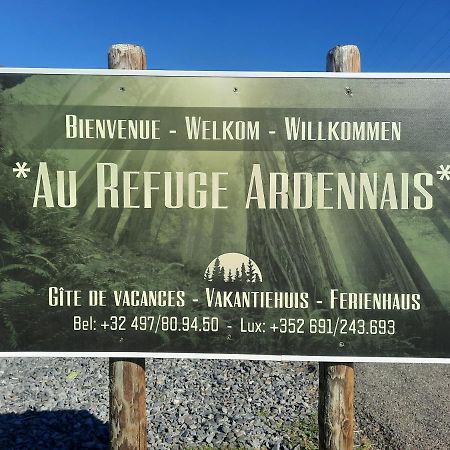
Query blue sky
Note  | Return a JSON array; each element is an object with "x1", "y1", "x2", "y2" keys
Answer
[{"x1": 2, "y1": 0, "x2": 450, "y2": 72}]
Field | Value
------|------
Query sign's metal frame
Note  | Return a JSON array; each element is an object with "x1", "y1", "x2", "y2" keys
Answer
[{"x1": 2, "y1": 67, "x2": 450, "y2": 78}]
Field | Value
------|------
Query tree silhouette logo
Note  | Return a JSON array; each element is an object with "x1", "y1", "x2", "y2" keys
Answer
[{"x1": 204, "y1": 253, "x2": 263, "y2": 289}]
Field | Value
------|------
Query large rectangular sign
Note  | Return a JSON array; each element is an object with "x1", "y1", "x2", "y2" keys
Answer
[{"x1": 0, "y1": 69, "x2": 449, "y2": 362}]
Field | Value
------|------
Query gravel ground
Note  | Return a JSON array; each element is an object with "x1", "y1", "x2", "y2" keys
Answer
[
  {"x1": 0, "y1": 358, "x2": 448, "y2": 449},
  {"x1": 355, "y1": 363, "x2": 450, "y2": 450},
  {"x1": 0, "y1": 358, "x2": 318, "y2": 449}
]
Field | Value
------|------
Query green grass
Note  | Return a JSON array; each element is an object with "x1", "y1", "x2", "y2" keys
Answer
[
  {"x1": 186, "y1": 446, "x2": 246, "y2": 450},
  {"x1": 183, "y1": 421, "x2": 375, "y2": 450},
  {"x1": 357, "y1": 436, "x2": 376, "y2": 450},
  {"x1": 283, "y1": 415, "x2": 319, "y2": 450}
]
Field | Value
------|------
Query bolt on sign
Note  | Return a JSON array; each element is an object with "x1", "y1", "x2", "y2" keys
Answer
[{"x1": 0, "y1": 68, "x2": 449, "y2": 362}]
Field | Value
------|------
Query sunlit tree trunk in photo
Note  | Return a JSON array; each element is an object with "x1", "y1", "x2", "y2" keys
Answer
[
  {"x1": 209, "y1": 209, "x2": 228, "y2": 257},
  {"x1": 244, "y1": 149, "x2": 314, "y2": 294},
  {"x1": 283, "y1": 147, "x2": 345, "y2": 295},
  {"x1": 117, "y1": 151, "x2": 171, "y2": 246}
]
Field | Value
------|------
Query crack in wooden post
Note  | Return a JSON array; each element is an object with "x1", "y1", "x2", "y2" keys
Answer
[{"x1": 319, "y1": 362, "x2": 355, "y2": 449}]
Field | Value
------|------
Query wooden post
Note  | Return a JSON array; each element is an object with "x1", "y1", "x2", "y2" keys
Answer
[
  {"x1": 326, "y1": 44, "x2": 361, "y2": 73},
  {"x1": 318, "y1": 362, "x2": 355, "y2": 450},
  {"x1": 318, "y1": 44, "x2": 360, "y2": 450},
  {"x1": 108, "y1": 43, "x2": 148, "y2": 450},
  {"x1": 108, "y1": 43, "x2": 147, "y2": 70}
]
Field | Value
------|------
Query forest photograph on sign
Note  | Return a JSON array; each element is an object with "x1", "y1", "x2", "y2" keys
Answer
[{"x1": 0, "y1": 69, "x2": 449, "y2": 361}]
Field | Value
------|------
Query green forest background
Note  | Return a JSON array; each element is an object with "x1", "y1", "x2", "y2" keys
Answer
[{"x1": 0, "y1": 73, "x2": 449, "y2": 357}]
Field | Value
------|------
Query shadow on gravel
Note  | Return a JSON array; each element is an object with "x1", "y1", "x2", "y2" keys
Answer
[{"x1": 0, "y1": 409, "x2": 108, "y2": 450}]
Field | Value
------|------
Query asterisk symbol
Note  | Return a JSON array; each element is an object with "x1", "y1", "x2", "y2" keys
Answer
[
  {"x1": 436, "y1": 164, "x2": 450, "y2": 181},
  {"x1": 12, "y1": 162, "x2": 31, "y2": 178}
]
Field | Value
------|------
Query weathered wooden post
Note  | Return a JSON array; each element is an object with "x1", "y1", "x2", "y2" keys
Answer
[
  {"x1": 326, "y1": 44, "x2": 361, "y2": 73},
  {"x1": 108, "y1": 43, "x2": 147, "y2": 70},
  {"x1": 318, "y1": 44, "x2": 360, "y2": 450},
  {"x1": 108, "y1": 43, "x2": 148, "y2": 450}
]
